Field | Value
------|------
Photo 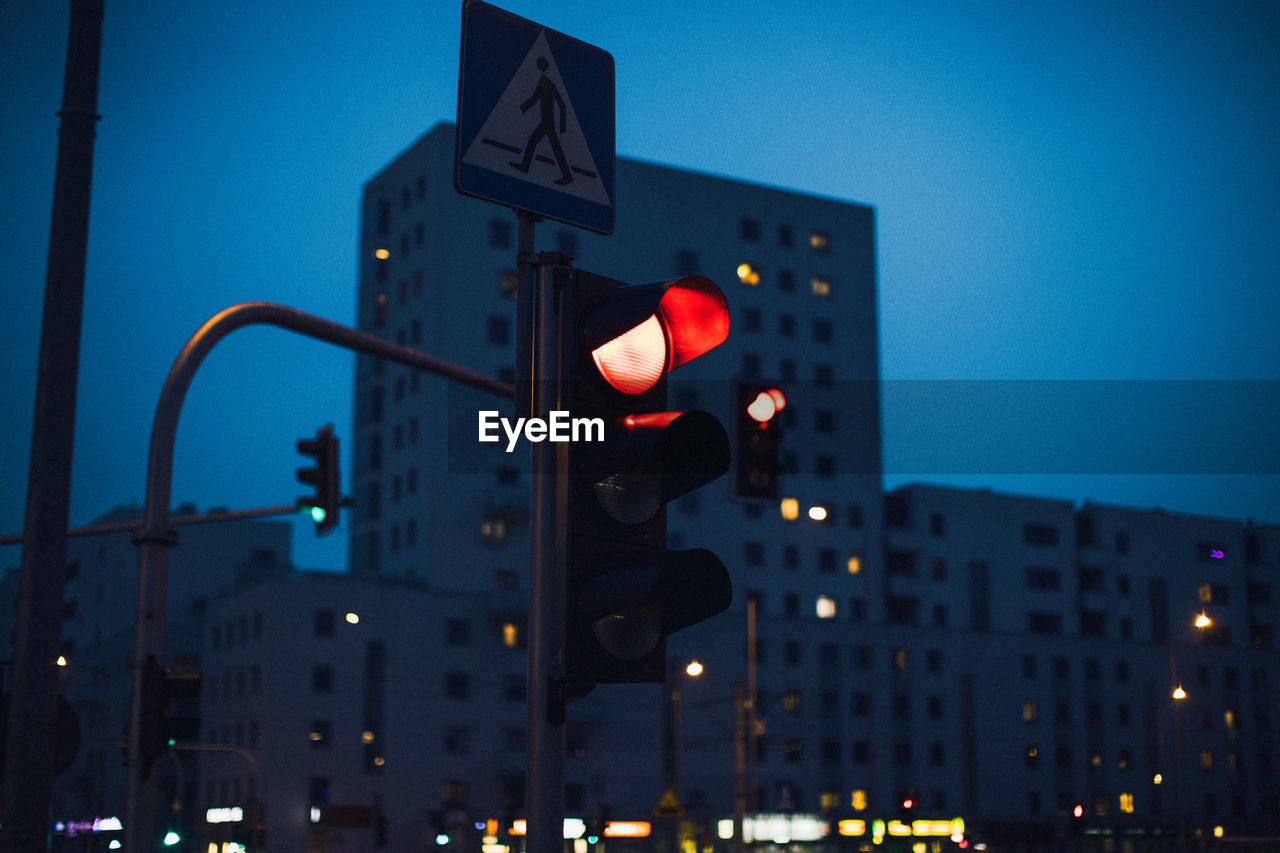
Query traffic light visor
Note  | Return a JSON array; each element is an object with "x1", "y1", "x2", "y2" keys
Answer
[
  {"x1": 586, "y1": 276, "x2": 729, "y2": 395},
  {"x1": 589, "y1": 410, "x2": 730, "y2": 525},
  {"x1": 580, "y1": 547, "x2": 732, "y2": 660}
]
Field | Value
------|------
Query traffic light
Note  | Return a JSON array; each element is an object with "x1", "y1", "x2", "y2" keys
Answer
[
  {"x1": 138, "y1": 659, "x2": 202, "y2": 777},
  {"x1": 565, "y1": 270, "x2": 733, "y2": 684},
  {"x1": 731, "y1": 378, "x2": 786, "y2": 501},
  {"x1": 297, "y1": 424, "x2": 340, "y2": 535}
]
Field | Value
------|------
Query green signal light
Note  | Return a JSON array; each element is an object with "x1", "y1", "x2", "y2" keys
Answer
[{"x1": 310, "y1": 505, "x2": 327, "y2": 524}]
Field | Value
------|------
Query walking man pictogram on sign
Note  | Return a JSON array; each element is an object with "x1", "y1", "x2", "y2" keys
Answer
[{"x1": 509, "y1": 56, "x2": 573, "y2": 185}]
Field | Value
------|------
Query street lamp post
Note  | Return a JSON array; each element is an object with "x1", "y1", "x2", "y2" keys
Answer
[{"x1": 1167, "y1": 610, "x2": 1212, "y2": 852}]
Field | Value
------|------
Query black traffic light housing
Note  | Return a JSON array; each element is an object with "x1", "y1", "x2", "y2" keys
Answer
[
  {"x1": 565, "y1": 270, "x2": 733, "y2": 684},
  {"x1": 297, "y1": 424, "x2": 340, "y2": 535},
  {"x1": 138, "y1": 658, "x2": 202, "y2": 777},
  {"x1": 731, "y1": 378, "x2": 786, "y2": 502}
]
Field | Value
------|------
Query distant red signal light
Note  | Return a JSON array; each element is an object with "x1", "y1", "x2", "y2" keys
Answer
[
  {"x1": 1073, "y1": 804, "x2": 1084, "y2": 819},
  {"x1": 746, "y1": 388, "x2": 786, "y2": 424}
]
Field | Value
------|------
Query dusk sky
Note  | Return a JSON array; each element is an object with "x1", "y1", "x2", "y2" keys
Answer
[{"x1": 3, "y1": 0, "x2": 1278, "y2": 572}]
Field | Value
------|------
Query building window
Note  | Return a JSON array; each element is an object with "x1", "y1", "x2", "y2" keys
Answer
[
  {"x1": 779, "y1": 314, "x2": 795, "y2": 338},
  {"x1": 488, "y1": 219, "x2": 512, "y2": 248},
  {"x1": 486, "y1": 315, "x2": 511, "y2": 346},
  {"x1": 312, "y1": 665, "x2": 334, "y2": 694},
  {"x1": 315, "y1": 610, "x2": 335, "y2": 638},
  {"x1": 740, "y1": 217, "x2": 761, "y2": 242},
  {"x1": 309, "y1": 720, "x2": 331, "y2": 748},
  {"x1": 744, "y1": 541, "x2": 765, "y2": 566},
  {"x1": 813, "y1": 318, "x2": 833, "y2": 341},
  {"x1": 1026, "y1": 568, "x2": 1062, "y2": 590},
  {"x1": 777, "y1": 224, "x2": 793, "y2": 248},
  {"x1": 444, "y1": 726, "x2": 470, "y2": 754},
  {"x1": 810, "y1": 276, "x2": 831, "y2": 298},
  {"x1": 445, "y1": 672, "x2": 470, "y2": 699},
  {"x1": 809, "y1": 231, "x2": 830, "y2": 252},
  {"x1": 1024, "y1": 523, "x2": 1060, "y2": 547},
  {"x1": 498, "y1": 269, "x2": 518, "y2": 298},
  {"x1": 481, "y1": 517, "x2": 507, "y2": 547},
  {"x1": 1029, "y1": 612, "x2": 1063, "y2": 634},
  {"x1": 446, "y1": 619, "x2": 471, "y2": 646},
  {"x1": 742, "y1": 307, "x2": 761, "y2": 332}
]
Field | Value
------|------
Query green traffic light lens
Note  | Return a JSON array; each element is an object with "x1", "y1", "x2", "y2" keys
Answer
[{"x1": 310, "y1": 505, "x2": 327, "y2": 524}]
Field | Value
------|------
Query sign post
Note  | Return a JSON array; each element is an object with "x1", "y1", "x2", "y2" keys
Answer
[{"x1": 456, "y1": 7, "x2": 615, "y2": 853}]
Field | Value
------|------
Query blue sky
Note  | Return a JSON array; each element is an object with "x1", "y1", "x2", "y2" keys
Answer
[{"x1": 3, "y1": 0, "x2": 1278, "y2": 571}]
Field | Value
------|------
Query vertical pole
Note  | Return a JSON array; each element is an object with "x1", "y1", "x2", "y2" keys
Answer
[
  {"x1": 732, "y1": 681, "x2": 746, "y2": 853},
  {"x1": 745, "y1": 597, "x2": 758, "y2": 812},
  {"x1": 520, "y1": 213, "x2": 567, "y2": 853},
  {"x1": 1, "y1": 2, "x2": 104, "y2": 851}
]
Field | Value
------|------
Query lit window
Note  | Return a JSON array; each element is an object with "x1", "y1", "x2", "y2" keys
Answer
[
  {"x1": 811, "y1": 276, "x2": 831, "y2": 298},
  {"x1": 499, "y1": 269, "x2": 518, "y2": 298},
  {"x1": 808, "y1": 505, "x2": 828, "y2": 521},
  {"x1": 1200, "y1": 751, "x2": 1214, "y2": 770},
  {"x1": 1022, "y1": 700, "x2": 1038, "y2": 722},
  {"x1": 502, "y1": 623, "x2": 519, "y2": 648},
  {"x1": 374, "y1": 248, "x2": 390, "y2": 260},
  {"x1": 1120, "y1": 793, "x2": 1134, "y2": 813},
  {"x1": 736, "y1": 263, "x2": 761, "y2": 286},
  {"x1": 780, "y1": 498, "x2": 799, "y2": 521},
  {"x1": 892, "y1": 648, "x2": 909, "y2": 671},
  {"x1": 816, "y1": 596, "x2": 837, "y2": 619},
  {"x1": 345, "y1": 612, "x2": 359, "y2": 625},
  {"x1": 847, "y1": 553, "x2": 862, "y2": 574},
  {"x1": 820, "y1": 791, "x2": 840, "y2": 812},
  {"x1": 481, "y1": 518, "x2": 507, "y2": 547},
  {"x1": 782, "y1": 690, "x2": 802, "y2": 712},
  {"x1": 809, "y1": 231, "x2": 830, "y2": 252},
  {"x1": 851, "y1": 789, "x2": 867, "y2": 811}
]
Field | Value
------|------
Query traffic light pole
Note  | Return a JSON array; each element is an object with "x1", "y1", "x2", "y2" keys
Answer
[
  {"x1": 518, "y1": 214, "x2": 571, "y2": 853},
  {"x1": 123, "y1": 301, "x2": 514, "y2": 853}
]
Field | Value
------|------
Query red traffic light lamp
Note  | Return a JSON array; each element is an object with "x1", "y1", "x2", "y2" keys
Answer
[
  {"x1": 732, "y1": 378, "x2": 786, "y2": 502},
  {"x1": 565, "y1": 271, "x2": 732, "y2": 684}
]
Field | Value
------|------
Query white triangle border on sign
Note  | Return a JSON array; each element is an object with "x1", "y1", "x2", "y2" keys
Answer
[{"x1": 462, "y1": 31, "x2": 611, "y2": 207}]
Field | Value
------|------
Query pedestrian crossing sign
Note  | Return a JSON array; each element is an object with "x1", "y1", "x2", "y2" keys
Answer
[{"x1": 455, "y1": 0, "x2": 616, "y2": 234}]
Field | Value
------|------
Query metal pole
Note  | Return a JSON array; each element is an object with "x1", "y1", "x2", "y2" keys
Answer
[
  {"x1": 525, "y1": 249, "x2": 568, "y2": 853},
  {"x1": 122, "y1": 301, "x2": 516, "y2": 852},
  {"x1": 1, "y1": 2, "x2": 104, "y2": 850},
  {"x1": 732, "y1": 681, "x2": 746, "y2": 853}
]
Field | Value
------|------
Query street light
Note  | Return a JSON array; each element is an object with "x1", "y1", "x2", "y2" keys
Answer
[{"x1": 1167, "y1": 608, "x2": 1213, "y2": 850}]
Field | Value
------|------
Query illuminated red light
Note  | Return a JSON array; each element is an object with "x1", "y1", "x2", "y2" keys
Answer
[
  {"x1": 747, "y1": 388, "x2": 787, "y2": 423},
  {"x1": 592, "y1": 314, "x2": 668, "y2": 394},
  {"x1": 1073, "y1": 804, "x2": 1084, "y2": 818},
  {"x1": 588, "y1": 276, "x2": 729, "y2": 395},
  {"x1": 622, "y1": 411, "x2": 682, "y2": 429},
  {"x1": 902, "y1": 798, "x2": 914, "y2": 810}
]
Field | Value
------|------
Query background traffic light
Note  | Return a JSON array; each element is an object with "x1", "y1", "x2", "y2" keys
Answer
[
  {"x1": 731, "y1": 378, "x2": 786, "y2": 501},
  {"x1": 297, "y1": 423, "x2": 340, "y2": 535},
  {"x1": 138, "y1": 659, "x2": 202, "y2": 777},
  {"x1": 564, "y1": 270, "x2": 733, "y2": 684}
]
